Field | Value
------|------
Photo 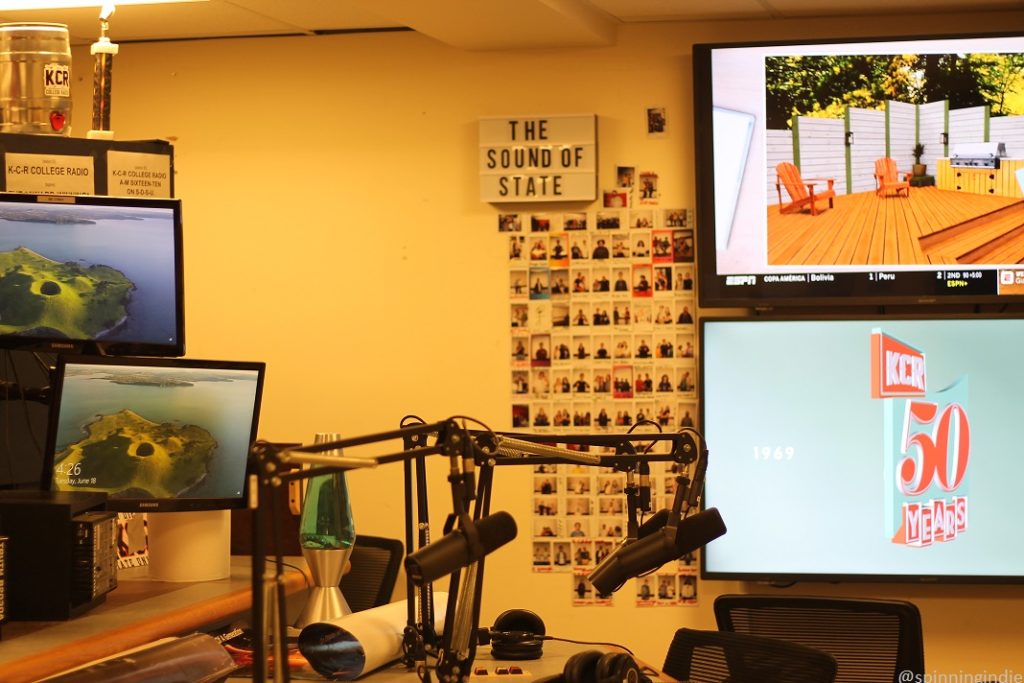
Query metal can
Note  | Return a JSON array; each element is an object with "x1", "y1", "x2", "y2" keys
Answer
[{"x1": 0, "y1": 22, "x2": 72, "y2": 135}]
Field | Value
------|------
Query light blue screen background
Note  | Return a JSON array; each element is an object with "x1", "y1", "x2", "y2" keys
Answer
[{"x1": 702, "y1": 318, "x2": 1024, "y2": 578}]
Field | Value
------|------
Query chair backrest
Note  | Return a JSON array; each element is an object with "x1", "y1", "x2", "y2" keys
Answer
[
  {"x1": 714, "y1": 595, "x2": 925, "y2": 683},
  {"x1": 662, "y1": 628, "x2": 837, "y2": 683},
  {"x1": 776, "y1": 162, "x2": 808, "y2": 200},
  {"x1": 876, "y1": 157, "x2": 899, "y2": 181},
  {"x1": 340, "y1": 535, "x2": 404, "y2": 612}
]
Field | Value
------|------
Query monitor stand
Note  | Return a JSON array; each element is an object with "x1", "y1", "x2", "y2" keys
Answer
[{"x1": 146, "y1": 510, "x2": 232, "y2": 582}]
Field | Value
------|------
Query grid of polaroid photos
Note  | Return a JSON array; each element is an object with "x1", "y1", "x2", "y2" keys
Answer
[
  {"x1": 506, "y1": 207, "x2": 697, "y2": 436},
  {"x1": 503, "y1": 206, "x2": 699, "y2": 607},
  {"x1": 531, "y1": 458, "x2": 699, "y2": 607}
]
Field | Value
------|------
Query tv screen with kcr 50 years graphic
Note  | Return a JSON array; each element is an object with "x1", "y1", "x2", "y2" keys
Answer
[
  {"x1": 693, "y1": 32, "x2": 1024, "y2": 307},
  {"x1": 700, "y1": 316, "x2": 1024, "y2": 583}
]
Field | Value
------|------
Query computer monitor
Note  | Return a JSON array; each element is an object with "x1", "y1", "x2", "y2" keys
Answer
[
  {"x1": 44, "y1": 355, "x2": 265, "y2": 512},
  {"x1": 701, "y1": 315, "x2": 1024, "y2": 584},
  {"x1": 0, "y1": 193, "x2": 184, "y2": 356}
]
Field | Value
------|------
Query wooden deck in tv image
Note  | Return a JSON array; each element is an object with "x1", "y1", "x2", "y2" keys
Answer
[
  {"x1": 762, "y1": 50, "x2": 1024, "y2": 266},
  {"x1": 768, "y1": 180, "x2": 1024, "y2": 266}
]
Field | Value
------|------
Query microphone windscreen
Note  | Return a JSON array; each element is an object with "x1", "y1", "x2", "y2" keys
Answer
[
  {"x1": 405, "y1": 511, "x2": 518, "y2": 585},
  {"x1": 674, "y1": 507, "x2": 727, "y2": 555}
]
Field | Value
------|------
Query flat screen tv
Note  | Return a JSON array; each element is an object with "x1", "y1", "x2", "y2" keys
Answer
[
  {"x1": 44, "y1": 355, "x2": 265, "y2": 512},
  {"x1": 700, "y1": 315, "x2": 1024, "y2": 583},
  {"x1": 694, "y1": 32, "x2": 1024, "y2": 307},
  {"x1": 0, "y1": 193, "x2": 184, "y2": 355}
]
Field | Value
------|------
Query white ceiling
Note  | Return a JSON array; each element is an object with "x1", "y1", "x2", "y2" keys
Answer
[{"x1": 0, "y1": 0, "x2": 1021, "y2": 48}]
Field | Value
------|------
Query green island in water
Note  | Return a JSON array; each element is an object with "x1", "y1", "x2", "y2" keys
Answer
[
  {"x1": 54, "y1": 409, "x2": 218, "y2": 498},
  {"x1": 0, "y1": 246, "x2": 135, "y2": 338}
]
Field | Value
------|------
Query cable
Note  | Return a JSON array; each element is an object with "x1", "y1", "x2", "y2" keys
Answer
[
  {"x1": 543, "y1": 635, "x2": 634, "y2": 657},
  {"x1": 9, "y1": 352, "x2": 43, "y2": 457},
  {"x1": 263, "y1": 557, "x2": 312, "y2": 589},
  {"x1": 1, "y1": 351, "x2": 13, "y2": 486}
]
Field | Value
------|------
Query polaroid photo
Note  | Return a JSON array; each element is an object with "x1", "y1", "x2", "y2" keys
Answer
[
  {"x1": 510, "y1": 269, "x2": 528, "y2": 300},
  {"x1": 569, "y1": 233, "x2": 590, "y2": 261},
  {"x1": 533, "y1": 541, "x2": 553, "y2": 569},
  {"x1": 652, "y1": 229, "x2": 674, "y2": 263},
  {"x1": 595, "y1": 211, "x2": 622, "y2": 230},
  {"x1": 638, "y1": 171, "x2": 660, "y2": 204},
  {"x1": 590, "y1": 235, "x2": 611, "y2": 261},
  {"x1": 630, "y1": 208, "x2": 653, "y2": 229},
  {"x1": 617, "y1": 165, "x2": 636, "y2": 188},
  {"x1": 603, "y1": 188, "x2": 629, "y2": 209},
  {"x1": 549, "y1": 233, "x2": 569, "y2": 265},
  {"x1": 563, "y1": 212, "x2": 587, "y2": 231},
  {"x1": 646, "y1": 106, "x2": 667, "y2": 137},
  {"x1": 632, "y1": 263, "x2": 653, "y2": 297},
  {"x1": 531, "y1": 213, "x2": 551, "y2": 232},
  {"x1": 509, "y1": 235, "x2": 525, "y2": 261},
  {"x1": 499, "y1": 213, "x2": 522, "y2": 232}
]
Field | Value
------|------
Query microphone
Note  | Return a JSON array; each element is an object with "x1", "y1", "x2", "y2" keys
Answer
[
  {"x1": 587, "y1": 508, "x2": 726, "y2": 595},
  {"x1": 405, "y1": 511, "x2": 518, "y2": 585}
]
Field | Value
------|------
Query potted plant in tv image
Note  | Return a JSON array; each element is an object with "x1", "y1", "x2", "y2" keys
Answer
[{"x1": 910, "y1": 142, "x2": 934, "y2": 187}]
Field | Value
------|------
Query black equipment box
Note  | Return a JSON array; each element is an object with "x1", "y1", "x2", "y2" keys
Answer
[{"x1": 0, "y1": 491, "x2": 117, "y2": 620}]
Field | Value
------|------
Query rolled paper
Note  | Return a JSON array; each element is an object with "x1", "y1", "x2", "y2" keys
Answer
[{"x1": 298, "y1": 593, "x2": 447, "y2": 680}]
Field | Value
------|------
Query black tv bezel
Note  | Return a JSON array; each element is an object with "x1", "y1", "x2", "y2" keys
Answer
[
  {"x1": 43, "y1": 354, "x2": 266, "y2": 513},
  {"x1": 0, "y1": 192, "x2": 185, "y2": 356},
  {"x1": 698, "y1": 313, "x2": 1024, "y2": 585},
  {"x1": 693, "y1": 30, "x2": 1024, "y2": 309}
]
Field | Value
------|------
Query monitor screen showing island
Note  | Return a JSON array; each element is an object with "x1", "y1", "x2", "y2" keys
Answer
[
  {"x1": 0, "y1": 193, "x2": 183, "y2": 356},
  {"x1": 45, "y1": 356, "x2": 265, "y2": 512},
  {"x1": 693, "y1": 32, "x2": 1024, "y2": 307}
]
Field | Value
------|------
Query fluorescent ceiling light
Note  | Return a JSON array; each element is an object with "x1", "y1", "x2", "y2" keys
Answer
[{"x1": 0, "y1": 0, "x2": 206, "y2": 9}]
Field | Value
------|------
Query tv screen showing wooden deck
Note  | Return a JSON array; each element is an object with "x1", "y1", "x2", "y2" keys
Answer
[{"x1": 694, "y1": 32, "x2": 1024, "y2": 307}]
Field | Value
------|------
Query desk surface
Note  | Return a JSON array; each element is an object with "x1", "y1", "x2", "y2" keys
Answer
[
  {"x1": 308, "y1": 641, "x2": 676, "y2": 683},
  {"x1": 0, "y1": 556, "x2": 309, "y2": 683}
]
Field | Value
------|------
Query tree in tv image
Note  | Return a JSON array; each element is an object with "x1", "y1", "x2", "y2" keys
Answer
[
  {"x1": 763, "y1": 50, "x2": 1024, "y2": 268},
  {"x1": 0, "y1": 201, "x2": 178, "y2": 345},
  {"x1": 51, "y1": 365, "x2": 260, "y2": 499}
]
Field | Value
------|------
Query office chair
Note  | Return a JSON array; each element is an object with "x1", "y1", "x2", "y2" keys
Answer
[
  {"x1": 339, "y1": 535, "x2": 404, "y2": 612},
  {"x1": 714, "y1": 595, "x2": 925, "y2": 683},
  {"x1": 662, "y1": 628, "x2": 837, "y2": 683}
]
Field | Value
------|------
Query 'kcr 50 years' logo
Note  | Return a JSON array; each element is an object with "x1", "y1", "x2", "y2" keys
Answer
[{"x1": 871, "y1": 330, "x2": 970, "y2": 547}]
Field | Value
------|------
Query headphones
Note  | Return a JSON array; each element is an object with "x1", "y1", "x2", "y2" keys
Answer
[
  {"x1": 479, "y1": 609, "x2": 547, "y2": 660},
  {"x1": 535, "y1": 650, "x2": 652, "y2": 683}
]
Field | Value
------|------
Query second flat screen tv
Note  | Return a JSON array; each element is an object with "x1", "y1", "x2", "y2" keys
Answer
[
  {"x1": 701, "y1": 316, "x2": 1024, "y2": 583},
  {"x1": 45, "y1": 356, "x2": 265, "y2": 512},
  {"x1": 694, "y1": 32, "x2": 1024, "y2": 307}
]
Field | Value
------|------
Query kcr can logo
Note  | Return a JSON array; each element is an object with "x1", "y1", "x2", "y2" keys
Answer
[
  {"x1": 43, "y1": 63, "x2": 71, "y2": 98},
  {"x1": 874, "y1": 331, "x2": 970, "y2": 547}
]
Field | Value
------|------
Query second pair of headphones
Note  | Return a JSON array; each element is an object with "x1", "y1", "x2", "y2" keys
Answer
[
  {"x1": 535, "y1": 649, "x2": 652, "y2": 683},
  {"x1": 478, "y1": 608, "x2": 547, "y2": 660}
]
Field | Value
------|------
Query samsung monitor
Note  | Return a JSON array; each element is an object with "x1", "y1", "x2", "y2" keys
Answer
[
  {"x1": 44, "y1": 355, "x2": 265, "y2": 512},
  {"x1": 701, "y1": 315, "x2": 1024, "y2": 584},
  {"x1": 694, "y1": 32, "x2": 1024, "y2": 307},
  {"x1": 0, "y1": 193, "x2": 184, "y2": 355}
]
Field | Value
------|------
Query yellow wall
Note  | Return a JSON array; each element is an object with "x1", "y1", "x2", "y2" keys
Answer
[{"x1": 71, "y1": 10, "x2": 1024, "y2": 673}]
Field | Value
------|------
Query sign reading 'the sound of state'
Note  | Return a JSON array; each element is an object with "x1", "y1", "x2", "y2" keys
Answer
[{"x1": 480, "y1": 115, "x2": 596, "y2": 203}]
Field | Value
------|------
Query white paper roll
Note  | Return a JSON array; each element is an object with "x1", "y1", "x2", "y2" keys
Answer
[{"x1": 298, "y1": 592, "x2": 448, "y2": 680}]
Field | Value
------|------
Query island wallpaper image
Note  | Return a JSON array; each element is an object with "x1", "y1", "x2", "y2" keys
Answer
[
  {"x1": 0, "y1": 201, "x2": 178, "y2": 345},
  {"x1": 51, "y1": 364, "x2": 259, "y2": 500}
]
